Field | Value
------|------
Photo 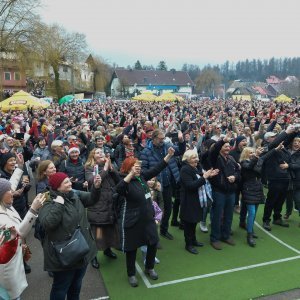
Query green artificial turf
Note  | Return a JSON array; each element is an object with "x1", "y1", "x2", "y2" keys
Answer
[{"x1": 99, "y1": 205, "x2": 300, "y2": 300}]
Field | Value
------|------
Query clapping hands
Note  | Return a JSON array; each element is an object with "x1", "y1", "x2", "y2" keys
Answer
[{"x1": 203, "y1": 168, "x2": 219, "y2": 179}]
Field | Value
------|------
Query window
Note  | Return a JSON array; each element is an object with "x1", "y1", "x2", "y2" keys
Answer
[
  {"x1": 14, "y1": 72, "x2": 20, "y2": 80},
  {"x1": 4, "y1": 72, "x2": 11, "y2": 81},
  {"x1": 63, "y1": 66, "x2": 68, "y2": 72}
]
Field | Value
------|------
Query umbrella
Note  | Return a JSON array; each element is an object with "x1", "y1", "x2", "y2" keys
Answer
[
  {"x1": 132, "y1": 91, "x2": 157, "y2": 101},
  {"x1": 274, "y1": 94, "x2": 292, "y2": 103},
  {"x1": 156, "y1": 93, "x2": 184, "y2": 102},
  {"x1": 58, "y1": 95, "x2": 75, "y2": 105},
  {"x1": 0, "y1": 90, "x2": 48, "y2": 111}
]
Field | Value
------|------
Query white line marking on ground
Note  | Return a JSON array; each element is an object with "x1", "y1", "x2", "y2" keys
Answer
[
  {"x1": 135, "y1": 262, "x2": 152, "y2": 288},
  {"x1": 149, "y1": 256, "x2": 300, "y2": 288},
  {"x1": 254, "y1": 221, "x2": 300, "y2": 254},
  {"x1": 137, "y1": 221, "x2": 300, "y2": 288},
  {"x1": 89, "y1": 297, "x2": 110, "y2": 300}
]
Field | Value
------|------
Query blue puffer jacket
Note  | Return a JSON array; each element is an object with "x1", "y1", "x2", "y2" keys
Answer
[{"x1": 140, "y1": 140, "x2": 186, "y2": 186}]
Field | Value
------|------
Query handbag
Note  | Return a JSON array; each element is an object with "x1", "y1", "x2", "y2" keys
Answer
[{"x1": 52, "y1": 227, "x2": 89, "y2": 267}]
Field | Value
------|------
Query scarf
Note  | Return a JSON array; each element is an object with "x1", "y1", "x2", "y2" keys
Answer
[{"x1": 196, "y1": 174, "x2": 213, "y2": 207}]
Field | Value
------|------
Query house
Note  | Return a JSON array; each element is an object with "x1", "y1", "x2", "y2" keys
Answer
[
  {"x1": 110, "y1": 69, "x2": 194, "y2": 98},
  {"x1": 0, "y1": 52, "x2": 26, "y2": 99}
]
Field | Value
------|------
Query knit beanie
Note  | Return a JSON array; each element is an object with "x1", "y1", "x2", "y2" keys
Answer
[
  {"x1": 235, "y1": 135, "x2": 247, "y2": 147},
  {"x1": 0, "y1": 152, "x2": 16, "y2": 169},
  {"x1": 48, "y1": 172, "x2": 68, "y2": 191},
  {"x1": 0, "y1": 178, "x2": 11, "y2": 201}
]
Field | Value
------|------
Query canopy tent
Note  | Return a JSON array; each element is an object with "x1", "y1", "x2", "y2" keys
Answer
[
  {"x1": 59, "y1": 95, "x2": 75, "y2": 105},
  {"x1": 0, "y1": 90, "x2": 49, "y2": 111},
  {"x1": 132, "y1": 91, "x2": 157, "y2": 101},
  {"x1": 155, "y1": 92, "x2": 184, "y2": 102},
  {"x1": 274, "y1": 94, "x2": 292, "y2": 103}
]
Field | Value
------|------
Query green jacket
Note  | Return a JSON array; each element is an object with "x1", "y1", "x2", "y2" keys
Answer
[{"x1": 38, "y1": 187, "x2": 101, "y2": 272}]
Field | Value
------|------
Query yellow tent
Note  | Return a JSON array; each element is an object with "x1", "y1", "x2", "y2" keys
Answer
[
  {"x1": 0, "y1": 90, "x2": 50, "y2": 111},
  {"x1": 274, "y1": 94, "x2": 292, "y2": 103},
  {"x1": 156, "y1": 93, "x2": 184, "y2": 102},
  {"x1": 132, "y1": 91, "x2": 157, "y2": 101}
]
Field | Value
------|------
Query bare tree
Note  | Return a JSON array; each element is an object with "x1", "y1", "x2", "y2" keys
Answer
[
  {"x1": 0, "y1": 0, "x2": 41, "y2": 52},
  {"x1": 31, "y1": 23, "x2": 87, "y2": 99},
  {"x1": 86, "y1": 54, "x2": 112, "y2": 94},
  {"x1": 195, "y1": 68, "x2": 222, "y2": 96}
]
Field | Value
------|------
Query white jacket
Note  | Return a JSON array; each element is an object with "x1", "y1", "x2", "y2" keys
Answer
[{"x1": 0, "y1": 205, "x2": 37, "y2": 299}]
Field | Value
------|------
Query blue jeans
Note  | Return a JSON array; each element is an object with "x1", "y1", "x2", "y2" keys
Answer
[
  {"x1": 50, "y1": 265, "x2": 87, "y2": 300},
  {"x1": 246, "y1": 204, "x2": 258, "y2": 233},
  {"x1": 210, "y1": 191, "x2": 235, "y2": 242}
]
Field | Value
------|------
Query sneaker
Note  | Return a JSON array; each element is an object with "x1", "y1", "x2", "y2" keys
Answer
[
  {"x1": 160, "y1": 231, "x2": 174, "y2": 240},
  {"x1": 273, "y1": 219, "x2": 289, "y2": 227},
  {"x1": 199, "y1": 222, "x2": 208, "y2": 233},
  {"x1": 128, "y1": 275, "x2": 138, "y2": 287},
  {"x1": 144, "y1": 269, "x2": 158, "y2": 280},
  {"x1": 263, "y1": 221, "x2": 272, "y2": 231}
]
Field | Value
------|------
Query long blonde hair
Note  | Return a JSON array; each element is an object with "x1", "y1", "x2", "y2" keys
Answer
[
  {"x1": 85, "y1": 149, "x2": 97, "y2": 168},
  {"x1": 240, "y1": 147, "x2": 255, "y2": 162}
]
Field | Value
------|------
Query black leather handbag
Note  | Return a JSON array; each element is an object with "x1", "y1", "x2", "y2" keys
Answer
[{"x1": 52, "y1": 228, "x2": 89, "y2": 267}]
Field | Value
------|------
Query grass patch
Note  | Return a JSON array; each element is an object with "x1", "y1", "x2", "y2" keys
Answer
[{"x1": 99, "y1": 205, "x2": 300, "y2": 300}]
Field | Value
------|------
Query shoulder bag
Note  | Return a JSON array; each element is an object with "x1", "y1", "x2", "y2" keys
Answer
[{"x1": 52, "y1": 227, "x2": 89, "y2": 268}]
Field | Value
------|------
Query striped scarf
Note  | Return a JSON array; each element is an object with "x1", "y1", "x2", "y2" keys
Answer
[{"x1": 196, "y1": 174, "x2": 213, "y2": 207}]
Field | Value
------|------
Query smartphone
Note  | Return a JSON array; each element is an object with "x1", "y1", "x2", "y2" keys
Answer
[
  {"x1": 15, "y1": 133, "x2": 24, "y2": 140},
  {"x1": 43, "y1": 191, "x2": 50, "y2": 201},
  {"x1": 94, "y1": 165, "x2": 99, "y2": 176},
  {"x1": 0, "y1": 228, "x2": 11, "y2": 243}
]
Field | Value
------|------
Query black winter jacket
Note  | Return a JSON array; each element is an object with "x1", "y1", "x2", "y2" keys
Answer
[
  {"x1": 179, "y1": 163, "x2": 206, "y2": 223},
  {"x1": 116, "y1": 160, "x2": 168, "y2": 252},
  {"x1": 240, "y1": 157, "x2": 265, "y2": 204},
  {"x1": 39, "y1": 187, "x2": 101, "y2": 272},
  {"x1": 208, "y1": 139, "x2": 241, "y2": 193}
]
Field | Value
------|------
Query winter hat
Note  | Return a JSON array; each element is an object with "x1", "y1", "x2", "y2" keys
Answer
[
  {"x1": 0, "y1": 152, "x2": 16, "y2": 169},
  {"x1": 0, "y1": 178, "x2": 11, "y2": 201},
  {"x1": 68, "y1": 147, "x2": 80, "y2": 156},
  {"x1": 235, "y1": 136, "x2": 247, "y2": 147},
  {"x1": 48, "y1": 172, "x2": 68, "y2": 191}
]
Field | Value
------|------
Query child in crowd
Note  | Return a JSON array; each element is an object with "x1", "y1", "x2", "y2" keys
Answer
[{"x1": 140, "y1": 177, "x2": 163, "y2": 264}]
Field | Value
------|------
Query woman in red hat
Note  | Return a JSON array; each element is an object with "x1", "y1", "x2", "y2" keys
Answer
[{"x1": 38, "y1": 172, "x2": 102, "y2": 300}]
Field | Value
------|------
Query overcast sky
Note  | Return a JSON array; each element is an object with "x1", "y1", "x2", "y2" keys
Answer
[{"x1": 39, "y1": 0, "x2": 300, "y2": 69}]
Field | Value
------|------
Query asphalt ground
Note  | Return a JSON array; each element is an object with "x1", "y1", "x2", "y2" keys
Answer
[{"x1": 21, "y1": 180, "x2": 109, "y2": 300}]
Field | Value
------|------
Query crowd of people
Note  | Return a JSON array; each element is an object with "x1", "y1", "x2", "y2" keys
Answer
[{"x1": 0, "y1": 97, "x2": 299, "y2": 298}]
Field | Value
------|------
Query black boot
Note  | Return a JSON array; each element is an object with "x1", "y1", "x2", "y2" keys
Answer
[
  {"x1": 104, "y1": 248, "x2": 117, "y2": 259},
  {"x1": 91, "y1": 257, "x2": 100, "y2": 269},
  {"x1": 247, "y1": 233, "x2": 256, "y2": 247}
]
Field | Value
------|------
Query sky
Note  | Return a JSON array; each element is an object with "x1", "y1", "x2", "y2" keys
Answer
[{"x1": 39, "y1": 0, "x2": 300, "y2": 69}]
